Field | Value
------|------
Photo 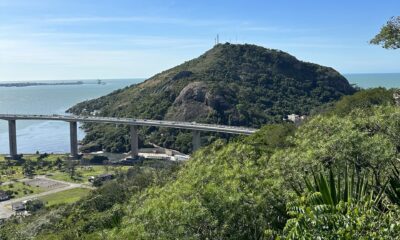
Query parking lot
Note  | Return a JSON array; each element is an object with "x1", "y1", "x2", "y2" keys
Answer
[{"x1": 24, "y1": 178, "x2": 68, "y2": 190}]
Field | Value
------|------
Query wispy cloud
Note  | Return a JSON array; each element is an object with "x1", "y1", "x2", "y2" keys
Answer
[
  {"x1": 0, "y1": 29, "x2": 210, "y2": 46},
  {"x1": 44, "y1": 16, "x2": 233, "y2": 27},
  {"x1": 44, "y1": 16, "x2": 318, "y2": 34},
  {"x1": 0, "y1": 37, "x2": 204, "y2": 81},
  {"x1": 238, "y1": 26, "x2": 318, "y2": 33}
]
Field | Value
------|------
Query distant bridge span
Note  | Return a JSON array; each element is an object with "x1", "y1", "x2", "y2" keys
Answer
[{"x1": 0, "y1": 114, "x2": 258, "y2": 159}]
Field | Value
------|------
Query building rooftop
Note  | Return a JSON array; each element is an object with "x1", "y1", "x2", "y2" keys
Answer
[{"x1": 12, "y1": 202, "x2": 25, "y2": 210}]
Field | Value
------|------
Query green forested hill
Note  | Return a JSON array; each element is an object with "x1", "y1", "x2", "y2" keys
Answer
[{"x1": 69, "y1": 43, "x2": 355, "y2": 153}]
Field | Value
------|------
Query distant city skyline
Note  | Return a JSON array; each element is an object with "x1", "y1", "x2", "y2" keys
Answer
[{"x1": 0, "y1": 0, "x2": 399, "y2": 81}]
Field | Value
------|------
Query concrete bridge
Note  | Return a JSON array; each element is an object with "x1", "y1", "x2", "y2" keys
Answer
[{"x1": 0, "y1": 114, "x2": 258, "y2": 159}]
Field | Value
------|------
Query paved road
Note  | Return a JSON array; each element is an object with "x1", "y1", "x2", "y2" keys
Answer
[
  {"x1": 0, "y1": 114, "x2": 258, "y2": 135},
  {"x1": 0, "y1": 176, "x2": 92, "y2": 219}
]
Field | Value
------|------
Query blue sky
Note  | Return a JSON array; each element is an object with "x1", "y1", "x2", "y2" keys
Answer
[{"x1": 0, "y1": 0, "x2": 399, "y2": 81}]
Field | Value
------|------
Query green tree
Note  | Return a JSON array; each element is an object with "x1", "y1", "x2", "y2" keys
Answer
[
  {"x1": 23, "y1": 160, "x2": 35, "y2": 177},
  {"x1": 25, "y1": 199, "x2": 44, "y2": 212},
  {"x1": 370, "y1": 16, "x2": 400, "y2": 49},
  {"x1": 54, "y1": 157, "x2": 63, "y2": 170},
  {"x1": 328, "y1": 88, "x2": 394, "y2": 116},
  {"x1": 66, "y1": 161, "x2": 78, "y2": 179}
]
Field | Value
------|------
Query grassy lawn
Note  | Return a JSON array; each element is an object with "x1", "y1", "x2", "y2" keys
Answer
[
  {"x1": 0, "y1": 181, "x2": 44, "y2": 198},
  {"x1": 0, "y1": 154, "x2": 69, "y2": 182},
  {"x1": 0, "y1": 154, "x2": 132, "y2": 185},
  {"x1": 40, "y1": 188, "x2": 91, "y2": 207},
  {"x1": 48, "y1": 165, "x2": 130, "y2": 183},
  {"x1": 0, "y1": 166, "x2": 25, "y2": 182},
  {"x1": 23, "y1": 154, "x2": 70, "y2": 163}
]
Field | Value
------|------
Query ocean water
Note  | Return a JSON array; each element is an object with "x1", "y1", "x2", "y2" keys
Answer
[
  {"x1": 0, "y1": 73, "x2": 399, "y2": 154},
  {"x1": 0, "y1": 79, "x2": 142, "y2": 154},
  {"x1": 344, "y1": 73, "x2": 400, "y2": 89}
]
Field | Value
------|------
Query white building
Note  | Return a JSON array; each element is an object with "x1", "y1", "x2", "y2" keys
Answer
[{"x1": 287, "y1": 114, "x2": 306, "y2": 125}]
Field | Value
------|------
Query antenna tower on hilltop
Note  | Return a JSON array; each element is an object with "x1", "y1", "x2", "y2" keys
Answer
[{"x1": 214, "y1": 34, "x2": 220, "y2": 45}]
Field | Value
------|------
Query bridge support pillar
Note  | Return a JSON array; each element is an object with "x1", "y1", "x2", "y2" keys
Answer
[
  {"x1": 192, "y1": 130, "x2": 201, "y2": 152},
  {"x1": 69, "y1": 121, "x2": 79, "y2": 159},
  {"x1": 8, "y1": 120, "x2": 18, "y2": 159},
  {"x1": 130, "y1": 125, "x2": 139, "y2": 158}
]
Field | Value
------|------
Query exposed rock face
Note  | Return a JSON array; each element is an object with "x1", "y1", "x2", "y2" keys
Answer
[
  {"x1": 165, "y1": 82, "x2": 214, "y2": 121},
  {"x1": 174, "y1": 82, "x2": 208, "y2": 104},
  {"x1": 165, "y1": 81, "x2": 235, "y2": 121}
]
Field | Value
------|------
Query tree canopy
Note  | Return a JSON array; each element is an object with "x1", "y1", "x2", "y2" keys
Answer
[
  {"x1": 1, "y1": 88, "x2": 400, "y2": 239},
  {"x1": 370, "y1": 16, "x2": 400, "y2": 49}
]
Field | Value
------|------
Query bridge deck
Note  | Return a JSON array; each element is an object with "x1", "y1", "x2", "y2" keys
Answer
[{"x1": 0, "y1": 114, "x2": 257, "y2": 135}]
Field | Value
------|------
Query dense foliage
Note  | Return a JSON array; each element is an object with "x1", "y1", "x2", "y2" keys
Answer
[
  {"x1": 325, "y1": 87, "x2": 394, "y2": 116},
  {"x1": 68, "y1": 43, "x2": 355, "y2": 153},
  {"x1": 106, "y1": 93, "x2": 399, "y2": 239},
  {"x1": 2, "y1": 88, "x2": 399, "y2": 239},
  {"x1": 283, "y1": 168, "x2": 400, "y2": 239},
  {"x1": 370, "y1": 16, "x2": 400, "y2": 49}
]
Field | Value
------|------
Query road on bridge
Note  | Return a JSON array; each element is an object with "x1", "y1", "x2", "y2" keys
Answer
[{"x1": 0, "y1": 114, "x2": 258, "y2": 135}]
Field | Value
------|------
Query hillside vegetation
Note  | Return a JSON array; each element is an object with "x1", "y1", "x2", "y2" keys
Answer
[
  {"x1": 3, "y1": 88, "x2": 400, "y2": 239},
  {"x1": 69, "y1": 43, "x2": 355, "y2": 153}
]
